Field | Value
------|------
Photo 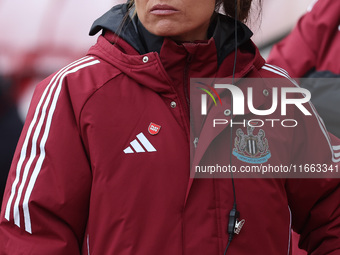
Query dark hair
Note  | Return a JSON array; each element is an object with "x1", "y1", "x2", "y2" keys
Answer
[{"x1": 216, "y1": 0, "x2": 258, "y2": 21}]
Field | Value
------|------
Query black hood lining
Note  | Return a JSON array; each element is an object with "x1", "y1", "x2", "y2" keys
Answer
[{"x1": 89, "y1": 3, "x2": 253, "y2": 66}]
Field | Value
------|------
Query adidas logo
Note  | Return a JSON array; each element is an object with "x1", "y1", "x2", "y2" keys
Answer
[{"x1": 124, "y1": 132, "x2": 157, "y2": 154}]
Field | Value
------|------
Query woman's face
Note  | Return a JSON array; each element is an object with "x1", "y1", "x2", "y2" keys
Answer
[{"x1": 135, "y1": 0, "x2": 216, "y2": 41}]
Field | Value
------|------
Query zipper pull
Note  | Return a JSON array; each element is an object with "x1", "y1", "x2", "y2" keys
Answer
[{"x1": 193, "y1": 137, "x2": 199, "y2": 148}]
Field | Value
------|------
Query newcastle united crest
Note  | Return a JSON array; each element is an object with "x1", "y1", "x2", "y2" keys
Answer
[{"x1": 233, "y1": 124, "x2": 271, "y2": 164}]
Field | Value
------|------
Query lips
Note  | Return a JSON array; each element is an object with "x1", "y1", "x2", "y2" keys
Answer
[{"x1": 150, "y1": 4, "x2": 179, "y2": 15}]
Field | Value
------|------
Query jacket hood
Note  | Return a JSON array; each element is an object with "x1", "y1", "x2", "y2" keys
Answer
[
  {"x1": 89, "y1": 3, "x2": 253, "y2": 66},
  {"x1": 87, "y1": 3, "x2": 265, "y2": 96}
]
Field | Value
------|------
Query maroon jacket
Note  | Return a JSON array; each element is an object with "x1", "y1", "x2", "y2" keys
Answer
[
  {"x1": 268, "y1": 0, "x2": 340, "y2": 141},
  {"x1": 267, "y1": 0, "x2": 340, "y2": 77},
  {"x1": 1, "y1": 4, "x2": 340, "y2": 255}
]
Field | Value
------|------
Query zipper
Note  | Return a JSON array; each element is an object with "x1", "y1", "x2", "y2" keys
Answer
[
  {"x1": 183, "y1": 53, "x2": 195, "y2": 151},
  {"x1": 183, "y1": 53, "x2": 193, "y2": 115}
]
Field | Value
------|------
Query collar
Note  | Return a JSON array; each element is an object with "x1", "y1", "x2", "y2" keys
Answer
[{"x1": 89, "y1": 3, "x2": 253, "y2": 66}]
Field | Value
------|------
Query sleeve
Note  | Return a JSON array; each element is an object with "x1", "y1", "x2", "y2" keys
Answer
[
  {"x1": 267, "y1": 0, "x2": 340, "y2": 78},
  {"x1": 0, "y1": 69, "x2": 92, "y2": 254},
  {"x1": 285, "y1": 89, "x2": 340, "y2": 254},
  {"x1": 286, "y1": 178, "x2": 340, "y2": 254},
  {"x1": 300, "y1": 71, "x2": 340, "y2": 138}
]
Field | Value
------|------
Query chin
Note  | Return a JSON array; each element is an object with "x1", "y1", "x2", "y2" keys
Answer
[
  {"x1": 154, "y1": 31, "x2": 179, "y2": 37},
  {"x1": 146, "y1": 23, "x2": 181, "y2": 37}
]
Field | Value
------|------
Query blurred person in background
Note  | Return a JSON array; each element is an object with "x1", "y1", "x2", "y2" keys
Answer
[
  {"x1": 268, "y1": 0, "x2": 340, "y2": 254},
  {"x1": 268, "y1": 0, "x2": 340, "y2": 137},
  {"x1": 0, "y1": 75, "x2": 23, "y2": 208},
  {"x1": 0, "y1": 0, "x2": 340, "y2": 254}
]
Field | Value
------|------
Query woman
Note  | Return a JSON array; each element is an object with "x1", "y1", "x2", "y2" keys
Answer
[
  {"x1": 268, "y1": 0, "x2": 340, "y2": 78},
  {"x1": 268, "y1": 1, "x2": 340, "y2": 253},
  {"x1": 0, "y1": 0, "x2": 339, "y2": 254},
  {"x1": 268, "y1": 0, "x2": 340, "y2": 138}
]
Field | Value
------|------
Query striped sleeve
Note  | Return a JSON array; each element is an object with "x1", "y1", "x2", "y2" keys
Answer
[
  {"x1": 262, "y1": 63, "x2": 340, "y2": 254},
  {"x1": 262, "y1": 63, "x2": 340, "y2": 163},
  {"x1": 0, "y1": 57, "x2": 99, "y2": 254}
]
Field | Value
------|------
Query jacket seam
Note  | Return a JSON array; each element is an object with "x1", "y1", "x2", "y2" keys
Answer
[
  {"x1": 94, "y1": 39, "x2": 159, "y2": 70},
  {"x1": 78, "y1": 72, "x2": 123, "y2": 141},
  {"x1": 287, "y1": 206, "x2": 292, "y2": 255}
]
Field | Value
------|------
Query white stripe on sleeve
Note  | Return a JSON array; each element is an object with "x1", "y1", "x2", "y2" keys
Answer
[
  {"x1": 5, "y1": 56, "x2": 92, "y2": 223},
  {"x1": 262, "y1": 64, "x2": 340, "y2": 163},
  {"x1": 5, "y1": 57, "x2": 100, "y2": 234}
]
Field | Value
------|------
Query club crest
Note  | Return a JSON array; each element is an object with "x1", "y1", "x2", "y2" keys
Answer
[
  {"x1": 233, "y1": 124, "x2": 271, "y2": 164},
  {"x1": 148, "y1": 122, "x2": 161, "y2": 135}
]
